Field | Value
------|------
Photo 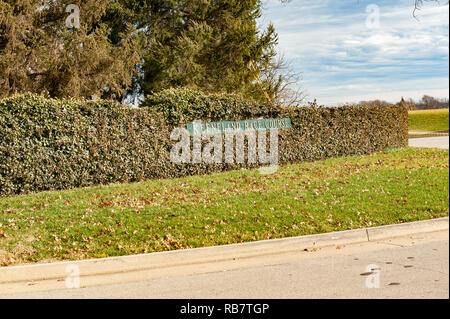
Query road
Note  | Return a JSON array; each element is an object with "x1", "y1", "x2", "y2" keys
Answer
[
  {"x1": 2, "y1": 229, "x2": 448, "y2": 299},
  {"x1": 409, "y1": 136, "x2": 449, "y2": 149}
]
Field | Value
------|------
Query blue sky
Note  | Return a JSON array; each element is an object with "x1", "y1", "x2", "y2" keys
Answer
[{"x1": 259, "y1": 0, "x2": 449, "y2": 106}]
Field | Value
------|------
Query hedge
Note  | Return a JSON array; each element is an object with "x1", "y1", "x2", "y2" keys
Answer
[{"x1": 0, "y1": 90, "x2": 408, "y2": 196}]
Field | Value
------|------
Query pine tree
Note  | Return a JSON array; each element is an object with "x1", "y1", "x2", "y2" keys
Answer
[
  {"x1": 128, "y1": 0, "x2": 288, "y2": 105},
  {"x1": 1, "y1": 0, "x2": 302, "y2": 105},
  {"x1": 0, "y1": 0, "x2": 143, "y2": 99}
]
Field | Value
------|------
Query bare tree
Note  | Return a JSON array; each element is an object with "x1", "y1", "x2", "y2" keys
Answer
[
  {"x1": 414, "y1": 0, "x2": 449, "y2": 18},
  {"x1": 260, "y1": 55, "x2": 306, "y2": 107}
]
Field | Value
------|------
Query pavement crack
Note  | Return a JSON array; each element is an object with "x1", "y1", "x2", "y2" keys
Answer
[{"x1": 377, "y1": 241, "x2": 406, "y2": 247}]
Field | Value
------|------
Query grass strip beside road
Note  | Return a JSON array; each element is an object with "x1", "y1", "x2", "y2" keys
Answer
[
  {"x1": 0, "y1": 147, "x2": 448, "y2": 266},
  {"x1": 409, "y1": 108, "x2": 449, "y2": 133}
]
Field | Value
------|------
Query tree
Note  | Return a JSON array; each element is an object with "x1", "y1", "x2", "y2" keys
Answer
[
  {"x1": 418, "y1": 95, "x2": 449, "y2": 109},
  {"x1": 134, "y1": 0, "x2": 301, "y2": 106},
  {"x1": 0, "y1": 0, "x2": 143, "y2": 99},
  {"x1": 256, "y1": 54, "x2": 305, "y2": 107},
  {"x1": 0, "y1": 0, "x2": 304, "y2": 106},
  {"x1": 398, "y1": 97, "x2": 417, "y2": 110},
  {"x1": 397, "y1": 95, "x2": 449, "y2": 110},
  {"x1": 414, "y1": 0, "x2": 449, "y2": 17},
  {"x1": 358, "y1": 99, "x2": 392, "y2": 108}
]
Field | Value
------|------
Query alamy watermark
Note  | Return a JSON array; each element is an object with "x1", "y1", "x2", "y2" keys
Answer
[
  {"x1": 65, "y1": 4, "x2": 80, "y2": 29},
  {"x1": 65, "y1": 264, "x2": 80, "y2": 289},
  {"x1": 170, "y1": 118, "x2": 291, "y2": 174},
  {"x1": 365, "y1": 264, "x2": 380, "y2": 288},
  {"x1": 365, "y1": 4, "x2": 380, "y2": 29}
]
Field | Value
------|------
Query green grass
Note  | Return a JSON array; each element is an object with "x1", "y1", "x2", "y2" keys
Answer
[
  {"x1": 0, "y1": 147, "x2": 448, "y2": 266},
  {"x1": 409, "y1": 109, "x2": 449, "y2": 132}
]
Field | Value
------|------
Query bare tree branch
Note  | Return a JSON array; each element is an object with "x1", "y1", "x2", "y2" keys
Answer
[{"x1": 413, "y1": 0, "x2": 449, "y2": 19}]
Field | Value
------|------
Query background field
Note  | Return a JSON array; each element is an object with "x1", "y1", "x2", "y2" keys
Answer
[
  {"x1": 409, "y1": 109, "x2": 449, "y2": 132},
  {"x1": 1, "y1": 147, "x2": 448, "y2": 266}
]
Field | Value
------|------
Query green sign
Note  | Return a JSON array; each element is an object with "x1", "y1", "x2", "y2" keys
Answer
[{"x1": 186, "y1": 118, "x2": 291, "y2": 136}]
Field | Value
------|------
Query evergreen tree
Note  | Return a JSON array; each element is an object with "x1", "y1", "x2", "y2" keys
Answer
[
  {"x1": 137, "y1": 0, "x2": 284, "y2": 104},
  {"x1": 0, "y1": 0, "x2": 302, "y2": 105},
  {"x1": 0, "y1": 0, "x2": 143, "y2": 99}
]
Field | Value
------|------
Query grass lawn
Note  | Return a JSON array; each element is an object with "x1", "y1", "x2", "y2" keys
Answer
[
  {"x1": 409, "y1": 108, "x2": 449, "y2": 132},
  {"x1": 0, "y1": 147, "x2": 448, "y2": 266}
]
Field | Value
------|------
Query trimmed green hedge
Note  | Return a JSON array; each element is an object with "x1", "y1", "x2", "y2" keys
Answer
[
  {"x1": 0, "y1": 90, "x2": 408, "y2": 196},
  {"x1": 142, "y1": 88, "x2": 281, "y2": 126},
  {"x1": 0, "y1": 95, "x2": 172, "y2": 196}
]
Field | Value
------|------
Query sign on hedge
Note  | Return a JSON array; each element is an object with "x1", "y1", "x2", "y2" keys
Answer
[
  {"x1": 186, "y1": 118, "x2": 291, "y2": 136},
  {"x1": 170, "y1": 118, "x2": 292, "y2": 169}
]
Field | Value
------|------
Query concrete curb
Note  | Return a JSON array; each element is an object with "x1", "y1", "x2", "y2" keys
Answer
[
  {"x1": 0, "y1": 217, "x2": 448, "y2": 295},
  {"x1": 409, "y1": 131, "x2": 449, "y2": 135},
  {"x1": 409, "y1": 133, "x2": 449, "y2": 139},
  {"x1": 408, "y1": 131, "x2": 449, "y2": 139},
  {"x1": 366, "y1": 217, "x2": 448, "y2": 241}
]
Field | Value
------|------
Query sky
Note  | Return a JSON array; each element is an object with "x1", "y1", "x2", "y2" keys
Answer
[{"x1": 258, "y1": 0, "x2": 449, "y2": 106}]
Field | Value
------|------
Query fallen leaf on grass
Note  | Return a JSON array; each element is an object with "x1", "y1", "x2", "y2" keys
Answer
[{"x1": 163, "y1": 234, "x2": 182, "y2": 249}]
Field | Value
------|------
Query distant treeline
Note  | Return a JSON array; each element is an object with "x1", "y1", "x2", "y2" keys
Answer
[{"x1": 347, "y1": 95, "x2": 449, "y2": 110}]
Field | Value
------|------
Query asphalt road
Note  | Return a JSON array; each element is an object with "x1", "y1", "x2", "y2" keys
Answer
[
  {"x1": 409, "y1": 136, "x2": 449, "y2": 149},
  {"x1": 2, "y1": 230, "x2": 448, "y2": 299}
]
